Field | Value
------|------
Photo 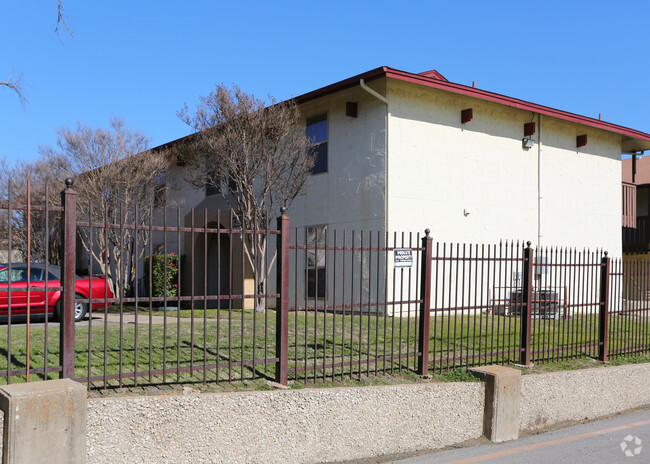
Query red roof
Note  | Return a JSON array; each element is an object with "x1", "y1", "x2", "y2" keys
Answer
[{"x1": 294, "y1": 66, "x2": 650, "y2": 153}]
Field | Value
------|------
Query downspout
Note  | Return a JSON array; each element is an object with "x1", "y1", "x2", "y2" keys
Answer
[
  {"x1": 538, "y1": 113, "x2": 543, "y2": 249},
  {"x1": 360, "y1": 78, "x2": 389, "y2": 232}
]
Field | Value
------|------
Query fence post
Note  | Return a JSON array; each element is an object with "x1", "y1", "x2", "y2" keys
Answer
[
  {"x1": 275, "y1": 208, "x2": 289, "y2": 385},
  {"x1": 418, "y1": 229, "x2": 433, "y2": 376},
  {"x1": 598, "y1": 252, "x2": 611, "y2": 362},
  {"x1": 60, "y1": 179, "x2": 77, "y2": 380},
  {"x1": 519, "y1": 242, "x2": 533, "y2": 366}
]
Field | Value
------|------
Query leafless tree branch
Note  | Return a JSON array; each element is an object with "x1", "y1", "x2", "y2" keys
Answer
[
  {"x1": 3, "y1": 2, "x2": 73, "y2": 105},
  {"x1": 1, "y1": 73, "x2": 29, "y2": 105},
  {"x1": 55, "y1": 0, "x2": 73, "y2": 38},
  {"x1": 178, "y1": 85, "x2": 314, "y2": 311}
]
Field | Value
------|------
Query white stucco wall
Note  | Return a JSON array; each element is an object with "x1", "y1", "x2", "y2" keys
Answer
[
  {"x1": 284, "y1": 78, "x2": 624, "y2": 314},
  {"x1": 284, "y1": 83, "x2": 390, "y2": 308},
  {"x1": 143, "y1": 77, "x2": 625, "y2": 313},
  {"x1": 386, "y1": 80, "x2": 622, "y2": 257},
  {"x1": 290, "y1": 82, "x2": 387, "y2": 232}
]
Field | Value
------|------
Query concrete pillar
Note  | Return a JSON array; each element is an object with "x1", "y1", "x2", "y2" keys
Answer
[
  {"x1": 0, "y1": 379, "x2": 86, "y2": 464},
  {"x1": 470, "y1": 365, "x2": 521, "y2": 442}
]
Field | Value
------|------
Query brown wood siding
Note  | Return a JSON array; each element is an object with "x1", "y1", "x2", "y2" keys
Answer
[{"x1": 623, "y1": 182, "x2": 637, "y2": 229}]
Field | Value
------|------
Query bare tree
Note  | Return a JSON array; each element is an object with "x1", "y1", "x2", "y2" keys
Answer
[
  {"x1": 178, "y1": 85, "x2": 314, "y2": 311},
  {"x1": 0, "y1": 158, "x2": 65, "y2": 264},
  {"x1": 40, "y1": 118, "x2": 167, "y2": 297}
]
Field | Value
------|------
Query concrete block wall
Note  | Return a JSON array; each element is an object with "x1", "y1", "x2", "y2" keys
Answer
[
  {"x1": 86, "y1": 383, "x2": 484, "y2": 464},
  {"x1": 0, "y1": 362, "x2": 646, "y2": 463},
  {"x1": 520, "y1": 363, "x2": 650, "y2": 431},
  {"x1": 83, "y1": 363, "x2": 650, "y2": 464}
]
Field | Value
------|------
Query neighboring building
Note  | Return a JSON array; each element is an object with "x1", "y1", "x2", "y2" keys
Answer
[
  {"x1": 623, "y1": 155, "x2": 650, "y2": 254},
  {"x1": 150, "y1": 66, "x2": 650, "y2": 309},
  {"x1": 620, "y1": 156, "x2": 650, "y2": 301}
]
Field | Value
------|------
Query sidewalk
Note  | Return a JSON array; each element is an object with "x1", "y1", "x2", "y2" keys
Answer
[
  {"x1": 382, "y1": 407, "x2": 650, "y2": 464},
  {"x1": 92, "y1": 311, "x2": 189, "y2": 325}
]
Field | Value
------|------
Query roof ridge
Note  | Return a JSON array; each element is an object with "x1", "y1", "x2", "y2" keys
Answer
[{"x1": 418, "y1": 69, "x2": 448, "y2": 81}]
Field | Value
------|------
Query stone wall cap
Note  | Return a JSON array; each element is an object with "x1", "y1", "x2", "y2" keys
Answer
[
  {"x1": 470, "y1": 365, "x2": 521, "y2": 378},
  {"x1": 0, "y1": 378, "x2": 85, "y2": 397}
]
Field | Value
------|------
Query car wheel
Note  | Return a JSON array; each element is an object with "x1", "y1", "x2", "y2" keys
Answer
[
  {"x1": 74, "y1": 294, "x2": 88, "y2": 322},
  {"x1": 54, "y1": 294, "x2": 88, "y2": 322},
  {"x1": 54, "y1": 300, "x2": 61, "y2": 322}
]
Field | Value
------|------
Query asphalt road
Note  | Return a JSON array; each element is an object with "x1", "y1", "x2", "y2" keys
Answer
[{"x1": 388, "y1": 408, "x2": 650, "y2": 464}]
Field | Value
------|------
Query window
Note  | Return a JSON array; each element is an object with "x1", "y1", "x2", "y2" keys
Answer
[
  {"x1": 0, "y1": 268, "x2": 26, "y2": 283},
  {"x1": 205, "y1": 173, "x2": 237, "y2": 197},
  {"x1": 306, "y1": 225, "x2": 327, "y2": 299},
  {"x1": 226, "y1": 173, "x2": 238, "y2": 192},
  {"x1": 307, "y1": 114, "x2": 328, "y2": 174},
  {"x1": 11, "y1": 269, "x2": 26, "y2": 282},
  {"x1": 29, "y1": 269, "x2": 44, "y2": 281},
  {"x1": 205, "y1": 183, "x2": 220, "y2": 197},
  {"x1": 154, "y1": 169, "x2": 167, "y2": 208},
  {"x1": 0, "y1": 267, "x2": 54, "y2": 284}
]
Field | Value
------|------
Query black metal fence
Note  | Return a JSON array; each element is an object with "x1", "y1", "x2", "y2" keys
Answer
[{"x1": 0, "y1": 182, "x2": 648, "y2": 389}]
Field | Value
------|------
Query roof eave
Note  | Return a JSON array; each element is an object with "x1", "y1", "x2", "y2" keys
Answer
[
  {"x1": 622, "y1": 138, "x2": 650, "y2": 154},
  {"x1": 292, "y1": 66, "x2": 650, "y2": 149},
  {"x1": 383, "y1": 68, "x2": 650, "y2": 147},
  {"x1": 293, "y1": 66, "x2": 390, "y2": 105}
]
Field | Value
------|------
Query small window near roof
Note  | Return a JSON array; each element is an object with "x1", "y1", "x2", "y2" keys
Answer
[{"x1": 307, "y1": 114, "x2": 328, "y2": 174}]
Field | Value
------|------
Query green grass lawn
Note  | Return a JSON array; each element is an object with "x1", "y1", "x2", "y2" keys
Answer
[{"x1": 0, "y1": 309, "x2": 647, "y2": 390}]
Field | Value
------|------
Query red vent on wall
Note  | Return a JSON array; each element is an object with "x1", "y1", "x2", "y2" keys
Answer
[
  {"x1": 577, "y1": 134, "x2": 588, "y2": 148},
  {"x1": 346, "y1": 101, "x2": 358, "y2": 118},
  {"x1": 461, "y1": 108, "x2": 473, "y2": 124},
  {"x1": 524, "y1": 122, "x2": 536, "y2": 136}
]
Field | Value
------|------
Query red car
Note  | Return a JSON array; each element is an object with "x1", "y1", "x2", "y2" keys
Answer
[{"x1": 0, "y1": 263, "x2": 113, "y2": 322}]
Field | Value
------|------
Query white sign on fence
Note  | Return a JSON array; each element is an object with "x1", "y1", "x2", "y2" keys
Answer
[{"x1": 394, "y1": 248, "x2": 413, "y2": 268}]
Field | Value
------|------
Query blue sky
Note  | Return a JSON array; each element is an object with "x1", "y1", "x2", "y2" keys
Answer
[{"x1": 2, "y1": 1, "x2": 649, "y2": 166}]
